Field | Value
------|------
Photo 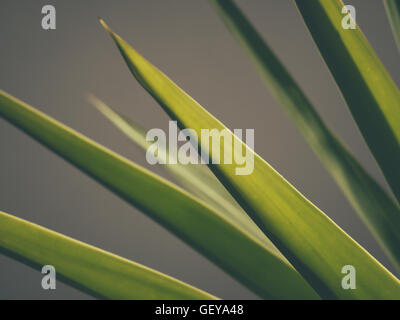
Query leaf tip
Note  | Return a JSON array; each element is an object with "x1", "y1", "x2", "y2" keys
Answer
[
  {"x1": 86, "y1": 93, "x2": 97, "y2": 104},
  {"x1": 98, "y1": 18, "x2": 113, "y2": 35},
  {"x1": 87, "y1": 94, "x2": 104, "y2": 112}
]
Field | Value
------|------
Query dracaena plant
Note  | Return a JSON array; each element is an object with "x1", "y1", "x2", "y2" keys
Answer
[{"x1": 0, "y1": 0, "x2": 399, "y2": 300}]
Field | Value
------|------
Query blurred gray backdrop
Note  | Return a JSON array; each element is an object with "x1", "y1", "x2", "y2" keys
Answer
[{"x1": 0, "y1": 0, "x2": 399, "y2": 299}]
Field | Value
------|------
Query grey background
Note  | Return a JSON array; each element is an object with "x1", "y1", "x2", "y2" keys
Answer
[{"x1": 0, "y1": 0, "x2": 399, "y2": 299}]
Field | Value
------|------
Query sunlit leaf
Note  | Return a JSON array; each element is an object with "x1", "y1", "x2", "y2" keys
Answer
[
  {"x1": 88, "y1": 94, "x2": 282, "y2": 255},
  {"x1": 384, "y1": 0, "x2": 400, "y2": 53},
  {"x1": 296, "y1": 0, "x2": 400, "y2": 204},
  {"x1": 0, "y1": 210, "x2": 217, "y2": 299},
  {"x1": 211, "y1": 0, "x2": 400, "y2": 271},
  {"x1": 100, "y1": 19, "x2": 400, "y2": 299},
  {"x1": 0, "y1": 89, "x2": 317, "y2": 299}
]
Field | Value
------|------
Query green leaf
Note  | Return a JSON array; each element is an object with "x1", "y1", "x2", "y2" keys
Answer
[
  {"x1": 295, "y1": 0, "x2": 400, "y2": 204},
  {"x1": 384, "y1": 0, "x2": 400, "y2": 53},
  {"x1": 0, "y1": 210, "x2": 217, "y2": 299},
  {"x1": 0, "y1": 89, "x2": 318, "y2": 299},
  {"x1": 88, "y1": 94, "x2": 282, "y2": 256},
  {"x1": 210, "y1": 0, "x2": 400, "y2": 271},
  {"x1": 100, "y1": 19, "x2": 400, "y2": 299}
]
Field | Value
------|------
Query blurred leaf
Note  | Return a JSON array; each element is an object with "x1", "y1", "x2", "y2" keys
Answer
[
  {"x1": 384, "y1": 0, "x2": 400, "y2": 53},
  {"x1": 211, "y1": 0, "x2": 400, "y2": 271},
  {"x1": 295, "y1": 0, "x2": 400, "y2": 204},
  {"x1": 101, "y1": 19, "x2": 400, "y2": 299},
  {"x1": 0, "y1": 210, "x2": 217, "y2": 299},
  {"x1": 88, "y1": 94, "x2": 282, "y2": 255},
  {"x1": 0, "y1": 89, "x2": 317, "y2": 299}
]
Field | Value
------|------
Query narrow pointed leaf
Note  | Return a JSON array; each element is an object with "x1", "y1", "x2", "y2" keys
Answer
[
  {"x1": 295, "y1": 0, "x2": 400, "y2": 203},
  {"x1": 0, "y1": 210, "x2": 216, "y2": 299},
  {"x1": 211, "y1": 0, "x2": 400, "y2": 271},
  {"x1": 384, "y1": 0, "x2": 400, "y2": 53},
  {"x1": 0, "y1": 89, "x2": 318, "y2": 299},
  {"x1": 101, "y1": 20, "x2": 400, "y2": 299},
  {"x1": 89, "y1": 95, "x2": 282, "y2": 255}
]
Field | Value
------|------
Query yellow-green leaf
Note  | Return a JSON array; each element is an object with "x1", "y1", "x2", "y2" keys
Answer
[
  {"x1": 89, "y1": 94, "x2": 282, "y2": 256},
  {"x1": 384, "y1": 0, "x2": 400, "y2": 53},
  {"x1": 210, "y1": 0, "x2": 400, "y2": 271},
  {"x1": 0, "y1": 89, "x2": 317, "y2": 299},
  {"x1": 295, "y1": 0, "x2": 400, "y2": 204},
  {"x1": 101, "y1": 19, "x2": 400, "y2": 299},
  {"x1": 0, "y1": 210, "x2": 217, "y2": 299}
]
